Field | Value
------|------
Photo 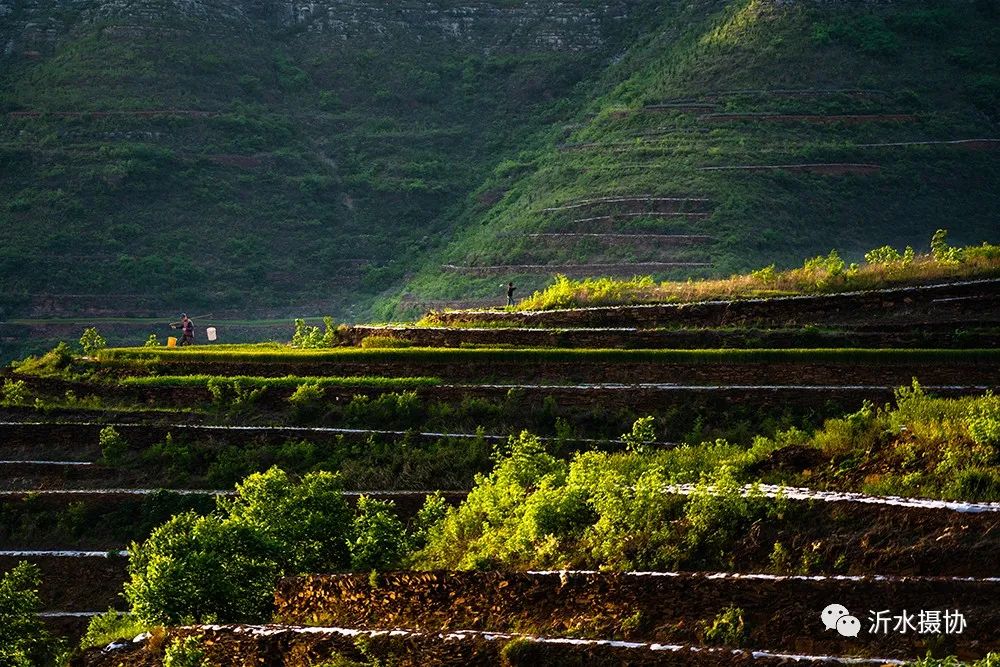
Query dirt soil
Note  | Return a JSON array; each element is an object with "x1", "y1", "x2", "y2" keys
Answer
[
  {"x1": 0, "y1": 554, "x2": 126, "y2": 609},
  {"x1": 276, "y1": 571, "x2": 999, "y2": 659}
]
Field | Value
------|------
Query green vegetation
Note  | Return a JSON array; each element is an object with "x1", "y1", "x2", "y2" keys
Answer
[
  {"x1": 908, "y1": 655, "x2": 1000, "y2": 667},
  {"x1": 0, "y1": 0, "x2": 665, "y2": 364},
  {"x1": 162, "y1": 636, "x2": 208, "y2": 667},
  {"x1": 2, "y1": 0, "x2": 998, "y2": 362},
  {"x1": 125, "y1": 468, "x2": 415, "y2": 623},
  {"x1": 512, "y1": 235, "x2": 1000, "y2": 310},
  {"x1": 415, "y1": 388, "x2": 1000, "y2": 570},
  {"x1": 99, "y1": 425, "x2": 129, "y2": 465},
  {"x1": 80, "y1": 610, "x2": 152, "y2": 650},
  {"x1": 400, "y1": 1, "x2": 1000, "y2": 310},
  {"x1": 79, "y1": 327, "x2": 108, "y2": 355},
  {"x1": 0, "y1": 562, "x2": 59, "y2": 666},
  {"x1": 701, "y1": 606, "x2": 747, "y2": 647},
  {"x1": 98, "y1": 346, "x2": 1000, "y2": 366}
]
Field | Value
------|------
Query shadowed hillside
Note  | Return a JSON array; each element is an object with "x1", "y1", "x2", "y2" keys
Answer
[{"x1": 0, "y1": 0, "x2": 663, "y2": 356}]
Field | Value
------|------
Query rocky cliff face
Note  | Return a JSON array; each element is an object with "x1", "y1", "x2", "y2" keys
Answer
[{"x1": 1, "y1": 0, "x2": 640, "y2": 56}]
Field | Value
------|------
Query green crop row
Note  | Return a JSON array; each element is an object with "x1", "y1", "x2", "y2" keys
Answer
[{"x1": 98, "y1": 346, "x2": 1000, "y2": 366}]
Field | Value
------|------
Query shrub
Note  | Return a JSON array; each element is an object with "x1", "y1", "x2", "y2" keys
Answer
[
  {"x1": 99, "y1": 426, "x2": 129, "y2": 465},
  {"x1": 343, "y1": 391, "x2": 423, "y2": 428},
  {"x1": 291, "y1": 318, "x2": 323, "y2": 348},
  {"x1": 292, "y1": 316, "x2": 340, "y2": 349},
  {"x1": 931, "y1": 229, "x2": 962, "y2": 264},
  {"x1": 349, "y1": 496, "x2": 409, "y2": 571},
  {"x1": 124, "y1": 511, "x2": 281, "y2": 624},
  {"x1": 410, "y1": 491, "x2": 448, "y2": 551},
  {"x1": 967, "y1": 393, "x2": 1000, "y2": 446},
  {"x1": 80, "y1": 327, "x2": 107, "y2": 355},
  {"x1": 750, "y1": 264, "x2": 776, "y2": 283},
  {"x1": 207, "y1": 378, "x2": 264, "y2": 415},
  {"x1": 163, "y1": 636, "x2": 208, "y2": 667},
  {"x1": 144, "y1": 334, "x2": 161, "y2": 348},
  {"x1": 0, "y1": 378, "x2": 28, "y2": 406},
  {"x1": 0, "y1": 561, "x2": 53, "y2": 666},
  {"x1": 865, "y1": 244, "x2": 914, "y2": 267},
  {"x1": 288, "y1": 382, "x2": 326, "y2": 421},
  {"x1": 701, "y1": 606, "x2": 746, "y2": 646},
  {"x1": 682, "y1": 470, "x2": 770, "y2": 561},
  {"x1": 12, "y1": 342, "x2": 74, "y2": 377}
]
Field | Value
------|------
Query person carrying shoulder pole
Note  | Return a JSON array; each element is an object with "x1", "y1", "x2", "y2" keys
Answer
[
  {"x1": 178, "y1": 313, "x2": 194, "y2": 346},
  {"x1": 505, "y1": 281, "x2": 516, "y2": 307}
]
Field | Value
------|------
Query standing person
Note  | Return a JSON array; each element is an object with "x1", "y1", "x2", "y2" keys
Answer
[
  {"x1": 505, "y1": 281, "x2": 516, "y2": 307},
  {"x1": 179, "y1": 313, "x2": 195, "y2": 346}
]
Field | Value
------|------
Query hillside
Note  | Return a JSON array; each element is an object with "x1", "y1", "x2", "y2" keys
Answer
[
  {"x1": 2, "y1": 0, "x2": 999, "y2": 357},
  {"x1": 396, "y1": 0, "x2": 1000, "y2": 313},
  {"x1": 0, "y1": 0, "x2": 664, "y2": 358}
]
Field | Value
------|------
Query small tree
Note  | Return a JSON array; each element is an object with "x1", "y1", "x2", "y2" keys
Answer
[
  {"x1": 99, "y1": 425, "x2": 129, "y2": 465},
  {"x1": 0, "y1": 561, "x2": 52, "y2": 666},
  {"x1": 79, "y1": 327, "x2": 107, "y2": 355},
  {"x1": 931, "y1": 228, "x2": 962, "y2": 264},
  {"x1": 621, "y1": 416, "x2": 657, "y2": 455},
  {"x1": 144, "y1": 334, "x2": 161, "y2": 348}
]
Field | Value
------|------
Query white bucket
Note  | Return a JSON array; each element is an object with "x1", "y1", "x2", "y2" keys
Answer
[{"x1": 206, "y1": 327, "x2": 217, "y2": 342}]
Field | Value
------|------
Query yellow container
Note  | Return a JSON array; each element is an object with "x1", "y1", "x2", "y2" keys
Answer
[{"x1": 167, "y1": 336, "x2": 177, "y2": 348}]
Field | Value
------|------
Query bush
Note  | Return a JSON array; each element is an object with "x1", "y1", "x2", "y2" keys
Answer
[
  {"x1": 292, "y1": 316, "x2": 340, "y2": 349},
  {"x1": 80, "y1": 327, "x2": 107, "y2": 355},
  {"x1": 349, "y1": 496, "x2": 409, "y2": 571},
  {"x1": 127, "y1": 468, "x2": 355, "y2": 624},
  {"x1": 288, "y1": 382, "x2": 326, "y2": 421},
  {"x1": 0, "y1": 561, "x2": 53, "y2": 666},
  {"x1": 163, "y1": 636, "x2": 208, "y2": 667},
  {"x1": 99, "y1": 426, "x2": 129, "y2": 465},
  {"x1": 0, "y1": 378, "x2": 28, "y2": 406},
  {"x1": 291, "y1": 318, "x2": 324, "y2": 348},
  {"x1": 144, "y1": 334, "x2": 161, "y2": 348},
  {"x1": 207, "y1": 378, "x2": 265, "y2": 415},
  {"x1": 931, "y1": 229, "x2": 962, "y2": 264},
  {"x1": 12, "y1": 342, "x2": 74, "y2": 377},
  {"x1": 621, "y1": 416, "x2": 656, "y2": 455},
  {"x1": 124, "y1": 512, "x2": 281, "y2": 624},
  {"x1": 701, "y1": 606, "x2": 746, "y2": 646}
]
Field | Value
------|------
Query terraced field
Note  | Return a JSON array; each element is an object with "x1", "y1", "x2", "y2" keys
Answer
[{"x1": 2, "y1": 277, "x2": 998, "y2": 665}]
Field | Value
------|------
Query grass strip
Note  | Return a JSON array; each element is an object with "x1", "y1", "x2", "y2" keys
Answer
[{"x1": 98, "y1": 347, "x2": 1000, "y2": 365}]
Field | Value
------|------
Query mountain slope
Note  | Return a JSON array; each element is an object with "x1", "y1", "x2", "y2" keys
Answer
[
  {"x1": 0, "y1": 0, "x2": 663, "y2": 330},
  {"x1": 395, "y1": 0, "x2": 1000, "y2": 313}
]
